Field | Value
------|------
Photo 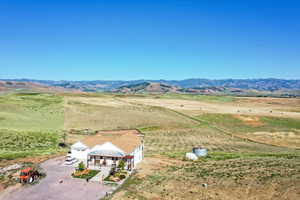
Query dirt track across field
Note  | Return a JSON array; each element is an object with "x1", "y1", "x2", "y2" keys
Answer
[{"x1": 0, "y1": 157, "x2": 112, "y2": 200}]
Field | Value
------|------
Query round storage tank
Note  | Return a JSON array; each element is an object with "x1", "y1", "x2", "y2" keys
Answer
[{"x1": 193, "y1": 147, "x2": 208, "y2": 157}]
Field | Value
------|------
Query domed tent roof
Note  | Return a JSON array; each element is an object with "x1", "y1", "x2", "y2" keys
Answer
[
  {"x1": 71, "y1": 141, "x2": 88, "y2": 151},
  {"x1": 89, "y1": 142, "x2": 125, "y2": 157}
]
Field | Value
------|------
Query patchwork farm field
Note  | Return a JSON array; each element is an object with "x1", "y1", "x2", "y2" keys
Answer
[{"x1": 1, "y1": 92, "x2": 300, "y2": 199}]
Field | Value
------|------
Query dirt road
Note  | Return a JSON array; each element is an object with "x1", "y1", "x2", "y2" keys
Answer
[{"x1": 0, "y1": 157, "x2": 112, "y2": 200}]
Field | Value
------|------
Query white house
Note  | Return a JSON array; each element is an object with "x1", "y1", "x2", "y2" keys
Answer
[{"x1": 69, "y1": 130, "x2": 144, "y2": 170}]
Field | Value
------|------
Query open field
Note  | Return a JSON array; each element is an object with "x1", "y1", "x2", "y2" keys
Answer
[
  {"x1": 143, "y1": 127, "x2": 298, "y2": 157},
  {"x1": 195, "y1": 114, "x2": 300, "y2": 148},
  {"x1": 64, "y1": 96, "x2": 197, "y2": 131},
  {"x1": 1, "y1": 92, "x2": 300, "y2": 199},
  {"x1": 0, "y1": 93, "x2": 64, "y2": 162},
  {"x1": 109, "y1": 123, "x2": 300, "y2": 200},
  {"x1": 111, "y1": 155, "x2": 300, "y2": 200},
  {"x1": 119, "y1": 95, "x2": 300, "y2": 119},
  {"x1": 0, "y1": 93, "x2": 64, "y2": 131}
]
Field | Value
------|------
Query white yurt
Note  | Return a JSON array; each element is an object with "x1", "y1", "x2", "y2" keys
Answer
[{"x1": 71, "y1": 141, "x2": 90, "y2": 160}]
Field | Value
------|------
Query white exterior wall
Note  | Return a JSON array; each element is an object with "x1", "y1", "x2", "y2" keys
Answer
[
  {"x1": 70, "y1": 141, "x2": 144, "y2": 169},
  {"x1": 71, "y1": 148, "x2": 89, "y2": 160},
  {"x1": 132, "y1": 143, "x2": 144, "y2": 165}
]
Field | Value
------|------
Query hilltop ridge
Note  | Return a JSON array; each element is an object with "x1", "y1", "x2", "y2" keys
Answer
[{"x1": 0, "y1": 78, "x2": 299, "y2": 97}]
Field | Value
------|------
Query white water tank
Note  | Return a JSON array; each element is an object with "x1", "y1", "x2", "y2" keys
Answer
[{"x1": 185, "y1": 153, "x2": 198, "y2": 161}]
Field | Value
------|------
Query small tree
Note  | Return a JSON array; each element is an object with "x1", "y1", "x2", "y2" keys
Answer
[
  {"x1": 118, "y1": 160, "x2": 125, "y2": 170},
  {"x1": 78, "y1": 161, "x2": 85, "y2": 171}
]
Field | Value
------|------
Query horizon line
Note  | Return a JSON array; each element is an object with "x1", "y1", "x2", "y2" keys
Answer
[{"x1": 1, "y1": 77, "x2": 300, "y2": 82}]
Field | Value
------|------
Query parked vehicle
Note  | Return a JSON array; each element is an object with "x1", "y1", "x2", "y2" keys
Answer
[
  {"x1": 19, "y1": 167, "x2": 41, "y2": 184},
  {"x1": 65, "y1": 156, "x2": 78, "y2": 165}
]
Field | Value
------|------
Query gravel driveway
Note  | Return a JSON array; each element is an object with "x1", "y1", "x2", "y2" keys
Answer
[{"x1": 0, "y1": 157, "x2": 113, "y2": 200}]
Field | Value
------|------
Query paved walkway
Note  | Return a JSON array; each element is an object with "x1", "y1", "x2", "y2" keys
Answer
[
  {"x1": 0, "y1": 157, "x2": 113, "y2": 200},
  {"x1": 90, "y1": 167, "x2": 111, "y2": 182}
]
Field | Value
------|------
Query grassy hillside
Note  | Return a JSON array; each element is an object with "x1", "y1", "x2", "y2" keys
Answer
[
  {"x1": 0, "y1": 93, "x2": 63, "y2": 131},
  {"x1": 0, "y1": 93, "x2": 64, "y2": 161}
]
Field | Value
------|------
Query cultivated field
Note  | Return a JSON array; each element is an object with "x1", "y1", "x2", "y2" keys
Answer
[{"x1": 1, "y1": 92, "x2": 300, "y2": 199}]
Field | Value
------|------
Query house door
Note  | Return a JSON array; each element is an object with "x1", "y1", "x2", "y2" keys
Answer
[{"x1": 95, "y1": 159, "x2": 100, "y2": 166}]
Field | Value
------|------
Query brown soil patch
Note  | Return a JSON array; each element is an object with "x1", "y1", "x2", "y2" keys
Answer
[
  {"x1": 0, "y1": 184, "x2": 4, "y2": 193},
  {"x1": 0, "y1": 152, "x2": 66, "y2": 168},
  {"x1": 135, "y1": 157, "x2": 174, "y2": 178},
  {"x1": 233, "y1": 115, "x2": 264, "y2": 127}
]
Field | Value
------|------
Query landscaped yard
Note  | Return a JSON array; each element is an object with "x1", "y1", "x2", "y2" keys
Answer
[{"x1": 72, "y1": 169, "x2": 100, "y2": 179}]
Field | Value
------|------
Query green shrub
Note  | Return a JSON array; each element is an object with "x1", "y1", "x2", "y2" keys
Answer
[
  {"x1": 78, "y1": 161, "x2": 85, "y2": 171},
  {"x1": 119, "y1": 174, "x2": 126, "y2": 179},
  {"x1": 118, "y1": 160, "x2": 125, "y2": 170}
]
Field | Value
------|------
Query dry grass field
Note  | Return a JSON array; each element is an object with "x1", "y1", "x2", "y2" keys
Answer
[
  {"x1": 64, "y1": 96, "x2": 197, "y2": 131},
  {"x1": 1, "y1": 93, "x2": 300, "y2": 199},
  {"x1": 63, "y1": 93, "x2": 300, "y2": 200},
  {"x1": 120, "y1": 96, "x2": 300, "y2": 119},
  {"x1": 111, "y1": 156, "x2": 300, "y2": 200}
]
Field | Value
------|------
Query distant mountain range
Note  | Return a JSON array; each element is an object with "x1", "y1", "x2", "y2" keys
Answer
[
  {"x1": 0, "y1": 80, "x2": 68, "y2": 93},
  {"x1": 0, "y1": 78, "x2": 299, "y2": 96}
]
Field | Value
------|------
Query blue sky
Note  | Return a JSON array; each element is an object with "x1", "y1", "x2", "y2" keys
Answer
[{"x1": 0, "y1": 0, "x2": 299, "y2": 80}]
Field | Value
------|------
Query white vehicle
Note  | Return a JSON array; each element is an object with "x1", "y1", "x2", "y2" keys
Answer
[{"x1": 65, "y1": 156, "x2": 78, "y2": 165}]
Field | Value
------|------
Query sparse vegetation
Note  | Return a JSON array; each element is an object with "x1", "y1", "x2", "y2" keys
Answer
[
  {"x1": 0, "y1": 129, "x2": 63, "y2": 161},
  {"x1": 195, "y1": 113, "x2": 300, "y2": 133},
  {"x1": 195, "y1": 114, "x2": 300, "y2": 147}
]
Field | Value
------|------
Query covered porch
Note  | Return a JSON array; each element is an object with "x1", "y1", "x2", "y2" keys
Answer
[
  {"x1": 87, "y1": 155, "x2": 134, "y2": 171},
  {"x1": 86, "y1": 142, "x2": 135, "y2": 171}
]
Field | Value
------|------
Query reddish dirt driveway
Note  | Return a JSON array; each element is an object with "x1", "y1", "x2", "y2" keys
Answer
[{"x1": 0, "y1": 157, "x2": 113, "y2": 200}]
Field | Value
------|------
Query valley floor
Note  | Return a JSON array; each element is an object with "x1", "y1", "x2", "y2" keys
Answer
[{"x1": 1, "y1": 93, "x2": 300, "y2": 200}]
